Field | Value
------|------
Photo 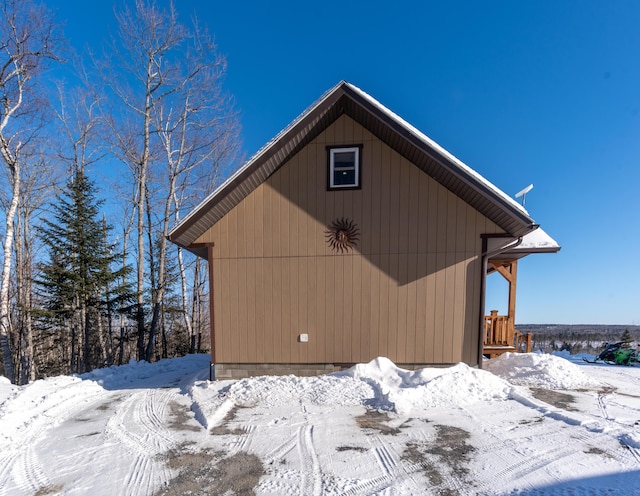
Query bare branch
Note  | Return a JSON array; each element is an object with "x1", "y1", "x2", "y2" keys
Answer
[{"x1": 0, "y1": 0, "x2": 63, "y2": 383}]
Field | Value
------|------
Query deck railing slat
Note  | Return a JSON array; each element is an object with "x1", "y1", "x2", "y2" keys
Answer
[{"x1": 483, "y1": 311, "x2": 532, "y2": 357}]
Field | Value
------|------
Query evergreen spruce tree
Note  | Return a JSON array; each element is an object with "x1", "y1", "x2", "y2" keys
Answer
[
  {"x1": 37, "y1": 167, "x2": 132, "y2": 373},
  {"x1": 620, "y1": 328, "x2": 633, "y2": 349}
]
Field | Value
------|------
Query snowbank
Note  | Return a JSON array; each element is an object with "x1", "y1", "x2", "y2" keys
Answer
[
  {"x1": 336, "y1": 357, "x2": 512, "y2": 414},
  {"x1": 195, "y1": 357, "x2": 514, "y2": 425},
  {"x1": 227, "y1": 373, "x2": 373, "y2": 407},
  {"x1": 0, "y1": 375, "x2": 17, "y2": 412},
  {"x1": 485, "y1": 352, "x2": 601, "y2": 389},
  {"x1": 81, "y1": 354, "x2": 210, "y2": 389}
]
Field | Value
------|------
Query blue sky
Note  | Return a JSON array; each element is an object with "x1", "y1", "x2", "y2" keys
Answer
[{"x1": 50, "y1": 1, "x2": 640, "y2": 325}]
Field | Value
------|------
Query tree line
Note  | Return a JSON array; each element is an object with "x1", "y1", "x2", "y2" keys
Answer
[
  {"x1": 521, "y1": 325, "x2": 640, "y2": 355},
  {"x1": 0, "y1": 0, "x2": 241, "y2": 384}
]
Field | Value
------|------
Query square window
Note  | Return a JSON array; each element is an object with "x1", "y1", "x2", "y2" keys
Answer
[{"x1": 328, "y1": 146, "x2": 361, "y2": 189}]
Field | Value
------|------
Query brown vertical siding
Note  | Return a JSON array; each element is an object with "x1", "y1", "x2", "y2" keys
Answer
[{"x1": 197, "y1": 115, "x2": 502, "y2": 367}]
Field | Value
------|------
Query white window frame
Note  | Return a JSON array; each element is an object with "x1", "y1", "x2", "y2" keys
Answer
[{"x1": 328, "y1": 146, "x2": 360, "y2": 189}]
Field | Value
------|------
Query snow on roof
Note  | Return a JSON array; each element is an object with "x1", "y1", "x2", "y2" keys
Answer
[
  {"x1": 506, "y1": 227, "x2": 561, "y2": 254},
  {"x1": 169, "y1": 81, "x2": 540, "y2": 249},
  {"x1": 345, "y1": 82, "x2": 531, "y2": 218},
  {"x1": 520, "y1": 227, "x2": 560, "y2": 251}
]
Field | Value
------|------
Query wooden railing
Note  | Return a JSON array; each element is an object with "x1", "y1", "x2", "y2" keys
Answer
[
  {"x1": 514, "y1": 329, "x2": 532, "y2": 353},
  {"x1": 484, "y1": 311, "x2": 512, "y2": 346},
  {"x1": 484, "y1": 310, "x2": 532, "y2": 356}
]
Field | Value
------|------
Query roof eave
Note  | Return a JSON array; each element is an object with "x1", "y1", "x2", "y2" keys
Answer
[
  {"x1": 168, "y1": 82, "x2": 348, "y2": 248},
  {"x1": 339, "y1": 83, "x2": 535, "y2": 237},
  {"x1": 169, "y1": 81, "x2": 540, "y2": 251}
]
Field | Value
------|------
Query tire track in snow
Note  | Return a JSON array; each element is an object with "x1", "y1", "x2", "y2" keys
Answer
[
  {"x1": 8, "y1": 446, "x2": 49, "y2": 495},
  {"x1": 0, "y1": 379, "x2": 104, "y2": 494},
  {"x1": 0, "y1": 447, "x2": 23, "y2": 496},
  {"x1": 257, "y1": 427, "x2": 309, "y2": 495},
  {"x1": 589, "y1": 388, "x2": 640, "y2": 466},
  {"x1": 255, "y1": 428, "x2": 300, "y2": 496},
  {"x1": 619, "y1": 434, "x2": 640, "y2": 464},
  {"x1": 348, "y1": 444, "x2": 397, "y2": 495},
  {"x1": 594, "y1": 388, "x2": 640, "y2": 432},
  {"x1": 452, "y1": 403, "x2": 605, "y2": 494},
  {"x1": 122, "y1": 450, "x2": 156, "y2": 494},
  {"x1": 597, "y1": 392, "x2": 610, "y2": 421},
  {"x1": 270, "y1": 433, "x2": 402, "y2": 496},
  {"x1": 296, "y1": 424, "x2": 322, "y2": 496},
  {"x1": 474, "y1": 428, "x2": 593, "y2": 458},
  {"x1": 331, "y1": 435, "x2": 400, "y2": 496},
  {"x1": 481, "y1": 442, "x2": 577, "y2": 491},
  {"x1": 228, "y1": 424, "x2": 255, "y2": 452},
  {"x1": 0, "y1": 378, "x2": 103, "y2": 444},
  {"x1": 106, "y1": 388, "x2": 181, "y2": 495},
  {"x1": 373, "y1": 442, "x2": 397, "y2": 476},
  {"x1": 339, "y1": 475, "x2": 394, "y2": 496},
  {"x1": 509, "y1": 387, "x2": 640, "y2": 462},
  {"x1": 107, "y1": 389, "x2": 176, "y2": 455},
  {"x1": 263, "y1": 430, "x2": 298, "y2": 464},
  {"x1": 478, "y1": 430, "x2": 609, "y2": 492}
]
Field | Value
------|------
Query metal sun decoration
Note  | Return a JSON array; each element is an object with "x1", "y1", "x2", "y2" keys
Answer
[{"x1": 325, "y1": 217, "x2": 360, "y2": 253}]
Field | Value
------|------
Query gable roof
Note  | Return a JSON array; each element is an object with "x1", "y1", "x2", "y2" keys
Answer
[{"x1": 168, "y1": 81, "x2": 538, "y2": 258}]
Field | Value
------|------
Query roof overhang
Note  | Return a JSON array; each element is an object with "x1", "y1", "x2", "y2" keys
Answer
[
  {"x1": 169, "y1": 81, "x2": 539, "y2": 258},
  {"x1": 490, "y1": 227, "x2": 561, "y2": 262}
]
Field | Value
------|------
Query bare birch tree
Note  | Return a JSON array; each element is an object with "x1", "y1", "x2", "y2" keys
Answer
[
  {"x1": 12, "y1": 153, "x2": 55, "y2": 383},
  {"x1": 149, "y1": 45, "x2": 240, "y2": 360},
  {"x1": 99, "y1": 0, "x2": 240, "y2": 362},
  {"x1": 97, "y1": 0, "x2": 186, "y2": 361},
  {"x1": 0, "y1": 0, "x2": 61, "y2": 382}
]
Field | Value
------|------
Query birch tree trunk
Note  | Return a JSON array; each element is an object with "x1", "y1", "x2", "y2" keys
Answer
[
  {"x1": 136, "y1": 113, "x2": 150, "y2": 360},
  {"x1": 0, "y1": 168, "x2": 19, "y2": 382},
  {"x1": 176, "y1": 245, "x2": 194, "y2": 352},
  {"x1": 96, "y1": 1, "x2": 240, "y2": 364},
  {"x1": 0, "y1": 0, "x2": 61, "y2": 383},
  {"x1": 146, "y1": 184, "x2": 172, "y2": 361},
  {"x1": 101, "y1": 0, "x2": 184, "y2": 361},
  {"x1": 15, "y1": 199, "x2": 36, "y2": 384},
  {"x1": 101, "y1": 0, "x2": 239, "y2": 363},
  {"x1": 118, "y1": 213, "x2": 134, "y2": 366}
]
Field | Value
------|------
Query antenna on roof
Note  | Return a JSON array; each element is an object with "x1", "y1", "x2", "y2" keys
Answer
[{"x1": 515, "y1": 184, "x2": 533, "y2": 207}]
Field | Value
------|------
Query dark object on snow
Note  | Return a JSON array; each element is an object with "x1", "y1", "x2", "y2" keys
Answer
[{"x1": 583, "y1": 342, "x2": 638, "y2": 365}]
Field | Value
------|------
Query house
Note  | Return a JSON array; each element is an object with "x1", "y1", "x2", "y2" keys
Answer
[{"x1": 168, "y1": 81, "x2": 560, "y2": 379}]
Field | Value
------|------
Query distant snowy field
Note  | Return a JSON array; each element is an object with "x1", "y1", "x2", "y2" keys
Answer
[{"x1": 1, "y1": 352, "x2": 639, "y2": 495}]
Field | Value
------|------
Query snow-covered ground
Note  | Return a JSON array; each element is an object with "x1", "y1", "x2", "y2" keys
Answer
[{"x1": 1, "y1": 352, "x2": 639, "y2": 495}]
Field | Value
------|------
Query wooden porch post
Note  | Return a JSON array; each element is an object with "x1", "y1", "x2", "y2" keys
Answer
[
  {"x1": 489, "y1": 259, "x2": 518, "y2": 338},
  {"x1": 507, "y1": 260, "x2": 518, "y2": 335}
]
